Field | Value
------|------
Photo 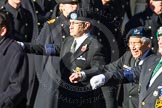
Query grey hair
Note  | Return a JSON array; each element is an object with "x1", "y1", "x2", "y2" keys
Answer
[{"x1": 140, "y1": 37, "x2": 151, "y2": 44}]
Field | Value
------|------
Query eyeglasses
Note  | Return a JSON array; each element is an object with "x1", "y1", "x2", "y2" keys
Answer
[
  {"x1": 128, "y1": 42, "x2": 142, "y2": 48},
  {"x1": 69, "y1": 21, "x2": 85, "y2": 26}
]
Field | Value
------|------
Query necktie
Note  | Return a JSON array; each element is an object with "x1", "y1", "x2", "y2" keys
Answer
[
  {"x1": 70, "y1": 40, "x2": 77, "y2": 53},
  {"x1": 151, "y1": 61, "x2": 162, "y2": 78}
]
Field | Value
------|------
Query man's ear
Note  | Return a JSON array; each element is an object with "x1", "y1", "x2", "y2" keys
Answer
[
  {"x1": 83, "y1": 22, "x2": 91, "y2": 30},
  {"x1": 0, "y1": 27, "x2": 7, "y2": 37}
]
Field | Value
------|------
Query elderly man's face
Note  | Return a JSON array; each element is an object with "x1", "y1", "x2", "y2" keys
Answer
[
  {"x1": 128, "y1": 37, "x2": 149, "y2": 59},
  {"x1": 69, "y1": 20, "x2": 90, "y2": 38}
]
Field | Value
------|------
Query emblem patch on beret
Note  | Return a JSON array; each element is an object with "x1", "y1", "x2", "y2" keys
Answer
[
  {"x1": 70, "y1": 12, "x2": 77, "y2": 20},
  {"x1": 132, "y1": 28, "x2": 143, "y2": 36}
]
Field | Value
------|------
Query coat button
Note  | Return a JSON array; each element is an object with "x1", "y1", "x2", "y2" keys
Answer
[
  {"x1": 150, "y1": 36, "x2": 153, "y2": 39},
  {"x1": 129, "y1": 95, "x2": 132, "y2": 98},
  {"x1": 25, "y1": 23, "x2": 28, "y2": 26},
  {"x1": 25, "y1": 35, "x2": 27, "y2": 38},
  {"x1": 35, "y1": 11, "x2": 39, "y2": 14},
  {"x1": 141, "y1": 101, "x2": 145, "y2": 106},
  {"x1": 37, "y1": 22, "x2": 41, "y2": 26},
  {"x1": 151, "y1": 47, "x2": 154, "y2": 51}
]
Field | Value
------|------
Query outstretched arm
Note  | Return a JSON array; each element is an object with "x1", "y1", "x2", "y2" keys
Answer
[{"x1": 90, "y1": 66, "x2": 140, "y2": 90}]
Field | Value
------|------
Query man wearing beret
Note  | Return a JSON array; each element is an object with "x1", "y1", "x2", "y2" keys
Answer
[
  {"x1": 54, "y1": 10, "x2": 106, "y2": 108},
  {"x1": 90, "y1": 26, "x2": 162, "y2": 108},
  {"x1": 21, "y1": 9, "x2": 106, "y2": 108},
  {"x1": 72, "y1": 27, "x2": 153, "y2": 108},
  {"x1": 124, "y1": 0, "x2": 162, "y2": 53}
]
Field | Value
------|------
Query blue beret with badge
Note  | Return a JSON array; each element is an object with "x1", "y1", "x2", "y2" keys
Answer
[
  {"x1": 126, "y1": 27, "x2": 151, "y2": 39},
  {"x1": 68, "y1": 9, "x2": 92, "y2": 21}
]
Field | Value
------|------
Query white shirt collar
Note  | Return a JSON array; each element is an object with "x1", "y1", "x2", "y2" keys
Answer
[{"x1": 74, "y1": 33, "x2": 89, "y2": 51}]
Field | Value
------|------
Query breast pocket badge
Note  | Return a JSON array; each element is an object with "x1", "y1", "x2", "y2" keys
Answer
[{"x1": 77, "y1": 56, "x2": 86, "y2": 61}]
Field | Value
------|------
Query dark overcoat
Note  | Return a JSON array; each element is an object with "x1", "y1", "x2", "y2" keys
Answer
[
  {"x1": 33, "y1": 14, "x2": 71, "y2": 108},
  {"x1": 0, "y1": 37, "x2": 28, "y2": 108}
]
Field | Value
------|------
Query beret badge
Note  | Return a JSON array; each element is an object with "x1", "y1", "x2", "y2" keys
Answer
[
  {"x1": 70, "y1": 12, "x2": 78, "y2": 20},
  {"x1": 132, "y1": 28, "x2": 143, "y2": 36}
]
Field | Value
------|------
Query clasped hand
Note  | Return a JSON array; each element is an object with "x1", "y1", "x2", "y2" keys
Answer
[{"x1": 69, "y1": 72, "x2": 82, "y2": 83}]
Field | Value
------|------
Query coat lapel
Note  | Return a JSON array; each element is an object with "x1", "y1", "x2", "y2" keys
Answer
[
  {"x1": 71, "y1": 37, "x2": 92, "y2": 62},
  {"x1": 145, "y1": 62, "x2": 162, "y2": 96},
  {"x1": 141, "y1": 56, "x2": 161, "y2": 100},
  {"x1": 147, "y1": 72, "x2": 162, "y2": 91}
]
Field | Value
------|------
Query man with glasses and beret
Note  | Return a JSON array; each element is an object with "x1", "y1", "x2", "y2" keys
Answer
[
  {"x1": 21, "y1": 9, "x2": 107, "y2": 108},
  {"x1": 71, "y1": 27, "x2": 154, "y2": 108},
  {"x1": 89, "y1": 26, "x2": 162, "y2": 108},
  {"x1": 51, "y1": 9, "x2": 106, "y2": 108},
  {"x1": 124, "y1": 0, "x2": 162, "y2": 53}
]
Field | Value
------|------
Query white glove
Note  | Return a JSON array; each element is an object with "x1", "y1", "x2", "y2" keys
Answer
[{"x1": 90, "y1": 74, "x2": 106, "y2": 90}]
